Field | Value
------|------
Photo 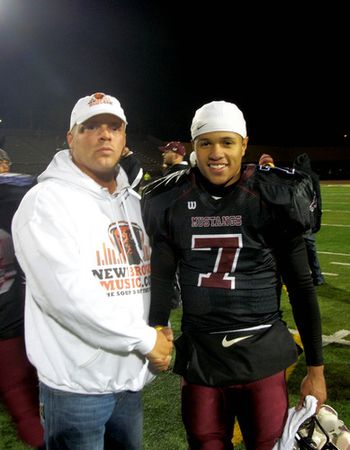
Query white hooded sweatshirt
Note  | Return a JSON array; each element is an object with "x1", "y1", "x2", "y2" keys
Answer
[{"x1": 12, "y1": 150, "x2": 156, "y2": 393}]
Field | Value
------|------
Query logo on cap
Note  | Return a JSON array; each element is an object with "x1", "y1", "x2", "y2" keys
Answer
[
  {"x1": 88, "y1": 92, "x2": 113, "y2": 107},
  {"x1": 69, "y1": 92, "x2": 127, "y2": 131}
]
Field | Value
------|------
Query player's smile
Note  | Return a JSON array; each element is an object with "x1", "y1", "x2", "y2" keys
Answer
[{"x1": 208, "y1": 163, "x2": 227, "y2": 170}]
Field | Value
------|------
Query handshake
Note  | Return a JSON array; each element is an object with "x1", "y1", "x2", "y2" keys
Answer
[{"x1": 147, "y1": 326, "x2": 174, "y2": 372}]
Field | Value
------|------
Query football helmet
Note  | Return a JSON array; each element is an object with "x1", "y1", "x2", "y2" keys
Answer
[{"x1": 295, "y1": 416, "x2": 338, "y2": 449}]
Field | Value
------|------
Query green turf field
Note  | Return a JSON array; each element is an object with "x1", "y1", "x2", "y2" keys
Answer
[{"x1": 1, "y1": 184, "x2": 349, "y2": 449}]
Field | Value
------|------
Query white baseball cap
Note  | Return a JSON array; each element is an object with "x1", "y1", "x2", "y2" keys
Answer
[
  {"x1": 191, "y1": 100, "x2": 247, "y2": 140},
  {"x1": 69, "y1": 92, "x2": 127, "y2": 131}
]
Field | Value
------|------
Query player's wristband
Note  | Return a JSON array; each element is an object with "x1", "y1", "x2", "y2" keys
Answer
[{"x1": 155, "y1": 326, "x2": 164, "y2": 331}]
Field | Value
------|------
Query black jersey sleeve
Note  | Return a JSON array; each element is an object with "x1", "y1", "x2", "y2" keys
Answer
[
  {"x1": 275, "y1": 234, "x2": 323, "y2": 366},
  {"x1": 149, "y1": 237, "x2": 178, "y2": 326}
]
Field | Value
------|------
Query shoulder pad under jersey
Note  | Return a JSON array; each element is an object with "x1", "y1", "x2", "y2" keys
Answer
[
  {"x1": 142, "y1": 168, "x2": 190, "y2": 199},
  {"x1": 141, "y1": 169, "x2": 192, "y2": 238},
  {"x1": 248, "y1": 164, "x2": 316, "y2": 235}
]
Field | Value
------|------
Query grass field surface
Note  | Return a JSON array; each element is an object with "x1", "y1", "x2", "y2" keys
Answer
[{"x1": 1, "y1": 184, "x2": 349, "y2": 449}]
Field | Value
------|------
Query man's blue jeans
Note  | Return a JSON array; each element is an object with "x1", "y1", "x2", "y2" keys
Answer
[{"x1": 39, "y1": 382, "x2": 143, "y2": 450}]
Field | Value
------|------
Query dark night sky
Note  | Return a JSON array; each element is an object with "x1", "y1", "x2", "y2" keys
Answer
[{"x1": 1, "y1": 0, "x2": 349, "y2": 146}]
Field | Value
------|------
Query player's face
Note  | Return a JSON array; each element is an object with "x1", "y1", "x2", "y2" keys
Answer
[
  {"x1": 67, "y1": 113, "x2": 126, "y2": 183},
  {"x1": 193, "y1": 131, "x2": 248, "y2": 186}
]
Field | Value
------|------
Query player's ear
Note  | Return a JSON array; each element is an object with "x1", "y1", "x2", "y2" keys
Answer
[{"x1": 241, "y1": 136, "x2": 249, "y2": 156}]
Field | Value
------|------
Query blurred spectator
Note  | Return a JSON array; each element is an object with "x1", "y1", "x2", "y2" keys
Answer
[
  {"x1": 159, "y1": 141, "x2": 188, "y2": 175},
  {"x1": 0, "y1": 149, "x2": 12, "y2": 174},
  {"x1": 293, "y1": 153, "x2": 325, "y2": 286},
  {"x1": 0, "y1": 171, "x2": 45, "y2": 449},
  {"x1": 158, "y1": 141, "x2": 188, "y2": 308}
]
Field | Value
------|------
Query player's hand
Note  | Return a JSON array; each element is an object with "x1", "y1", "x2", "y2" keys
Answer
[{"x1": 297, "y1": 365, "x2": 327, "y2": 413}]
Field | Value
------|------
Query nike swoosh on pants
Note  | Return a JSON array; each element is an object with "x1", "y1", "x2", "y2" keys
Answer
[{"x1": 221, "y1": 334, "x2": 253, "y2": 348}]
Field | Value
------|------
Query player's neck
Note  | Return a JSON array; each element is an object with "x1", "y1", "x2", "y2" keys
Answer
[{"x1": 195, "y1": 168, "x2": 238, "y2": 197}]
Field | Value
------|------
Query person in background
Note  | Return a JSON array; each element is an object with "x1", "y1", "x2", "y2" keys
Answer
[
  {"x1": 159, "y1": 141, "x2": 188, "y2": 176},
  {"x1": 259, "y1": 153, "x2": 325, "y2": 286},
  {"x1": 142, "y1": 100, "x2": 326, "y2": 450},
  {"x1": 258, "y1": 153, "x2": 275, "y2": 168},
  {"x1": 159, "y1": 141, "x2": 189, "y2": 308},
  {"x1": 12, "y1": 92, "x2": 172, "y2": 450},
  {"x1": 0, "y1": 148, "x2": 12, "y2": 174},
  {"x1": 119, "y1": 145, "x2": 143, "y2": 191},
  {"x1": 0, "y1": 170, "x2": 45, "y2": 449},
  {"x1": 293, "y1": 153, "x2": 325, "y2": 286}
]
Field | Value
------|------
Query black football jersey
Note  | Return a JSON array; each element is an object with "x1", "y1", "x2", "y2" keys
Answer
[
  {"x1": 143, "y1": 166, "x2": 284, "y2": 329},
  {"x1": 142, "y1": 165, "x2": 323, "y2": 365}
]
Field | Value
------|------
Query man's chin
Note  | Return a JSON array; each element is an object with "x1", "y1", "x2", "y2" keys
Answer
[{"x1": 94, "y1": 165, "x2": 118, "y2": 181}]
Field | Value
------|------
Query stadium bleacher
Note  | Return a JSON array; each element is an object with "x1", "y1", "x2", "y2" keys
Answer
[
  {"x1": 1, "y1": 129, "x2": 350, "y2": 180},
  {"x1": 2, "y1": 129, "x2": 165, "y2": 177}
]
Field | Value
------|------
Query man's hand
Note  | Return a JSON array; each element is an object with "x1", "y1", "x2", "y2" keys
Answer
[
  {"x1": 297, "y1": 365, "x2": 327, "y2": 413},
  {"x1": 147, "y1": 327, "x2": 173, "y2": 372}
]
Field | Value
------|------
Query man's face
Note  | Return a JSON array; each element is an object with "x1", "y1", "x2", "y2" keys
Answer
[
  {"x1": 162, "y1": 150, "x2": 178, "y2": 167},
  {"x1": 193, "y1": 131, "x2": 248, "y2": 186},
  {"x1": 0, "y1": 160, "x2": 11, "y2": 173},
  {"x1": 67, "y1": 113, "x2": 126, "y2": 181}
]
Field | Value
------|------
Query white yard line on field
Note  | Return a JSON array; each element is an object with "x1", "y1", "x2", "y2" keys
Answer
[
  {"x1": 321, "y1": 330, "x2": 350, "y2": 347},
  {"x1": 331, "y1": 262, "x2": 350, "y2": 266},
  {"x1": 321, "y1": 223, "x2": 350, "y2": 227},
  {"x1": 323, "y1": 209, "x2": 350, "y2": 213},
  {"x1": 322, "y1": 202, "x2": 350, "y2": 205},
  {"x1": 289, "y1": 329, "x2": 350, "y2": 347},
  {"x1": 322, "y1": 185, "x2": 350, "y2": 188},
  {"x1": 318, "y1": 251, "x2": 350, "y2": 257}
]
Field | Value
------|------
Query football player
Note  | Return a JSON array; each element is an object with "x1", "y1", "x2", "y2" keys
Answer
[{"x1": 142, "y1": 101, "x2": 327, "y2": 450}]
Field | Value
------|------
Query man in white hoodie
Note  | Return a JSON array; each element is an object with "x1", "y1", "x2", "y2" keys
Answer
[{"x1": 12, "y1": 92, "x2": 173, "y2": 450}]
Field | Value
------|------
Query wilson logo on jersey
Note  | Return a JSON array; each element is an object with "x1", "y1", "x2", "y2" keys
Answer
[{"x1": 188, "y1": 201, "x2": 196, "y2": 209}]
